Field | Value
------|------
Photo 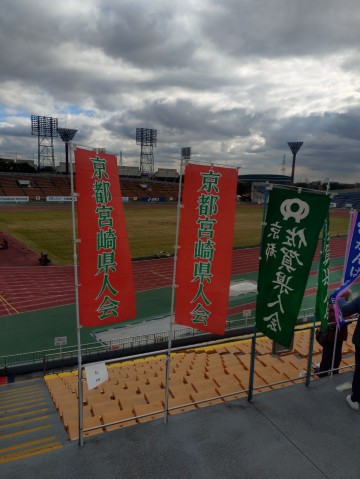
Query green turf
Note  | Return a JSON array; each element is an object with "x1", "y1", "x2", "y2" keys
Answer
[
  {"x1": 0, "y1": 204, "x2": 350, "y2": 264},
  {"x1": 0, "y1": 202, "x2": 353, "y2": 363},
  {"x1": 2, "y1": 255, "x2": 357, "y2": 360},
  {"x1": 0, "y1": 288, "x2": 173, "y2": 358}
]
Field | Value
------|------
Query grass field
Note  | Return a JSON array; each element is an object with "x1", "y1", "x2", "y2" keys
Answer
[{"x1": 0, "y1": 204, "x2": 350, "y2": 264}]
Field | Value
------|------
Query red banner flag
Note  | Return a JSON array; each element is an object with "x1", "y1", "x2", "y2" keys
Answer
[
  {"x1": 75, "y1": 148, "x2": 136, "y2": 327},
  {"x1": 175, "y1": 163, "x2": 237, "y2": 335}
]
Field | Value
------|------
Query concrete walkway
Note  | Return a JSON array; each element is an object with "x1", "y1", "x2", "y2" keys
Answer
[{"x1": 1, "y1": 371, "x2": 359, "y2": 479}]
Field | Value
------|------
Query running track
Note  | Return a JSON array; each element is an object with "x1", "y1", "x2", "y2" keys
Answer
[{"x1": 0, "y1": 237, "x2": 347, "y2": 316}]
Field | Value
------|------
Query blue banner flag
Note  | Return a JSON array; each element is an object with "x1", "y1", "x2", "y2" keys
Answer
[{"x1": 332, "y1": 211, "x2": 360, "y2": 325}]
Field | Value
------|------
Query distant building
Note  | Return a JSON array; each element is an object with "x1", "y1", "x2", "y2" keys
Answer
[
  {"x1": 238, "y1": 174, "x2": 291, "y2": 203},
  {"x1": 153, "y1": 168, "x2": 179, "y2": 182},
  {"x1": 238, "y1": 174, "x2": 291, "y2": 185},
  {"x1": 118, "y1": 166, "x2": 141, "y2": 178}
]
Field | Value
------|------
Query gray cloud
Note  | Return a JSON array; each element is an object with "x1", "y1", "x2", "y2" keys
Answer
[
  {"x1": 200, "y1": 0, "x2": 360, "y2": 58},
  {"x1": 0, "y1": 0, "x2": 359, "y2": 182}
]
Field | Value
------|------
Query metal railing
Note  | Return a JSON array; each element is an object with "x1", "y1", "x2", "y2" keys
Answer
[
  {"x1": 76, "y1": 317, "x2": 356, "y2": 445},
  {"x1": 0, "y1": 307, "x2": 316, "y2": 372}
]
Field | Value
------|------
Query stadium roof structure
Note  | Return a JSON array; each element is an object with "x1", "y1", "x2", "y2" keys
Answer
[{"x1": 238, "y1": 174, "x2": 291, "y2": 184}]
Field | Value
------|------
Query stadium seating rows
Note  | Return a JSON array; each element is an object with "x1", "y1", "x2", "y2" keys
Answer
[
  {"x1": 44, "y1": 324, "x2": 355, "y2": 441},
  {"x1": 0, "y1": 174, "x2": 71, "y2": 198},
  {"x1": 0, "y1": 174, "x2": 180, "y2": 201}
]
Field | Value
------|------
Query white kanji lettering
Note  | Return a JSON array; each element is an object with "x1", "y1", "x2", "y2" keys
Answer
[
  {"x1": 267, "y1": 294, "x2": 285, "y2": 314},
  {"x1": 263, "y1": 312, "x2": 282, "y2": 332},
  {"x1": 283, "y1": 227, "x2": 307, "y2": 249},
  {"x1": 272, "y1": 271, "x2": 294, "y2": 294},
  {"x1": 265, "y1": 243, "x2": 277, "y2": 260},
  {"x1": 279, "y1": 247, "x2": 303, "y2": 273},
  {"x1": 268, "y1": 221, "x2": 282, "y2": 239},
  {"x1": 351, "y1": 252, "x2": 360, "y2": 266}
]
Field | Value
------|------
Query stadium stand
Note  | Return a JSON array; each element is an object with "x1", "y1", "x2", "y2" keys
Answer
[
  {"x1": 0, "y1": 174, "x2": 24, "y2": 196},
  {"x1": 118, "y1": 166, "x2": 141, "y2": 178},
  {"x1": 331, "y1": 189, "x2": 360, "y2": 208},
  {"x1": 153, "y1": 168, "x2": 179, "y2": 182},
  {"x1": 0, "y1": 173, "x2": 71, "y2": 199},
  {"x1": 43, "y1": 322, "x2": 355, "y2": 441},
  {"x1": 0, "y1": 171, "x2": 181, "y2": 202}
]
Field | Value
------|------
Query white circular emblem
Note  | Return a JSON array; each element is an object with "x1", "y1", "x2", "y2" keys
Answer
[{"x1": 280, "y1": 198, "x2": 309, "y2": 223}]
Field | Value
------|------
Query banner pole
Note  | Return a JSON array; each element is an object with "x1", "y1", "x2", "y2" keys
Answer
[
  {"x1": 69, "y1": 144, "x2": 84, "y2": 446},
  {"x1": 310, "y1": 213, "x2": 330, "y2": 385},
  {"x1": 164, "y1": 158, "x2": 185, "y2": 423},
  {"x1": 248, "y1": 185, "x2": 270, "y2": 401}
]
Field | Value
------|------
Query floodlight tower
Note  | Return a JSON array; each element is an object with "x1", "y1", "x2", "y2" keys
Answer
[
  {"x1": 31, "y1": 115, "x2": 58, "y2": 170},
  {"x1": 181, "y1": 147, "x2": 191, "y2": 161},
  {"x1": 136, "y1": 128, "x2": 157, "y2": 176},
  {"x1": 287, "y1": 141, "x2": 303, "y2": 184},
  {"x1": 57, "y1": 128, "x2": 78, "y2": 175}
]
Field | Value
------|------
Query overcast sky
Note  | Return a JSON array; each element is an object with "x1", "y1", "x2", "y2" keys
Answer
[{"x1": 0, "y1": 0, "x2": 359, "y2": 182}]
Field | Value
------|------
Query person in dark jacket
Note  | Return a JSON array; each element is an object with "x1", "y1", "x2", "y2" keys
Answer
[
  {"x1": 317, "y1": 291, "x2": 350, "y2": 377},
  {"x1": 338, "y1": 294, "x2": 360, "y2": 411}
]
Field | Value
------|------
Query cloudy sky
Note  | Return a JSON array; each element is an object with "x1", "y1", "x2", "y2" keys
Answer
[{"x1": 0, "y1": 0, "x2": 359, "y2": 182}]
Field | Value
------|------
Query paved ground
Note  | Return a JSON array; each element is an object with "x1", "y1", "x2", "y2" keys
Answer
[{"x1": 1, "y1": 371, "x2": 359, "y2": 479}]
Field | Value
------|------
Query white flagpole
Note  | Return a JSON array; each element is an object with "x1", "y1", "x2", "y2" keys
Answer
[
  {"x1": 248, "y1": 184, "x2": 270, "y2": 401},
  {"x1": 69, "y1": 144, "x2": 84, "y2": 446},
  {"x1": 164, "y1": 158, "x2": 185, "y2": 423}
]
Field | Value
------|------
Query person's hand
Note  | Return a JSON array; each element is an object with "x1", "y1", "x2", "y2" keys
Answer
[
  {"x1": 343, "y1": 290, "x2": 351, "y2": 301},
  {"x1": 330, "y1": 288, "x2": 350, "y2": 301}
]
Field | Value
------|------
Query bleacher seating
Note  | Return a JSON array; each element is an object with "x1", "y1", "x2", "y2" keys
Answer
[
  {"x1": 51, "y1": 176, "x2": 71, "y2": 196},
  {"x1": 332, "y1": 190, "x2": 360, "y2": 208},
  {"x1": 44, "y1": 323, "x2": 355, "y2": 441},
  {"x1": 0, "y1": 172, "x2": 182, "y2": 202},
  {"x1": 0, "y1": 174, "x2": 25, "y2": 196}
]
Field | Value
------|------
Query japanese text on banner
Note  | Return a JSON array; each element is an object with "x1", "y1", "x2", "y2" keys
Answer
[
  {"x1": 256, "y1": 188, "x2": 330, "y2": 348},
  {"x1": 315, "y1": 214, "x2": 330, "y2": 331},
  {"x1": 175, "y1": 164, "x2": 237, "y2": 336},
  {"x1": 75, "y1": 148, "x2": 136, "y2": 327}
]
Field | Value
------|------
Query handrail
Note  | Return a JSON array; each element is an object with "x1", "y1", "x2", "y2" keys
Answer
[
  {"x1": 0, "y1": 307, "x2": 316, "y2": 371},
  {"x1": 78, "y1": 317, "x2": 356, "y2": 441}
]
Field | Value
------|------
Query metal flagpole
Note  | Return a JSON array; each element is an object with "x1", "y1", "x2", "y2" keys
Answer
[
  {"x1": 306, "y1": 216, "x2": 328, "y2": 387},
  {"x1": 248, "y1": 184, "x2": 270, "y2": 401},
  {"x1": 164, "y1": 158, "x2": 185, "y2": 423},
  {"x1": 330, "y1": 208, "x2": 355, "y2": 377},
  {"x1": 69, "y1": 144, "x2": 84, "y2": 446}
]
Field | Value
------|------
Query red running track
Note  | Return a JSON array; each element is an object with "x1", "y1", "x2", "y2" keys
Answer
[{"x1": 0, "y1": 237, "x2": 347, "y2": 316}]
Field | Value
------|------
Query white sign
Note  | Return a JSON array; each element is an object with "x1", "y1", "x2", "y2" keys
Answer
[
  {"x1": 85, "y1": 362, "x2": 109, "y2": 390},
  {"x1": 243, "y1": 310, "x2": 252, "y2": 318},
  {"x1": 54, "y1": 336, "x2": 67, "y2": 346},
  {"x1": 46, "y1": 196, "x2": 73, "y2": 202},
  {"x1": 0, "y1": 196, "x2": 29, "y2": 202}
]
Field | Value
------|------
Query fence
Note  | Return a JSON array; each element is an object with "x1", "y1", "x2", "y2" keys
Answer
[
  {"x1": 68, "y1": 317, "x2": 356, "y2": 444},
  {"x1": 0, "y1": 307, "x2": 316, "y2": 373}
]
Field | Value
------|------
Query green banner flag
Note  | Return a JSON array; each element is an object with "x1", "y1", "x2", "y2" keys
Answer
[
  {"x1": 315, "y1": 213, "x2": 330, "y2": 331},
  {"x1": 256, "y1": 187, "x2": 330, "y2": 348}
]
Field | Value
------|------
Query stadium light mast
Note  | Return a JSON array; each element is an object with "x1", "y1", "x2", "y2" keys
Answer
[
  {"x1": 136, "y1": 128, "x2": 157, "y2": 177},
  {"x1": 57, "y1": 128, "x2": 78, "y2": 175},
  {"x1": 31, "y1": 115, "x2": 58, "y2": 171},
  {"x1": 287, "y1": 141, "x2": 303, "y2": 184},
  {"x1": 181, "y1": 147, "x2": 191, "y2": 161}
]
